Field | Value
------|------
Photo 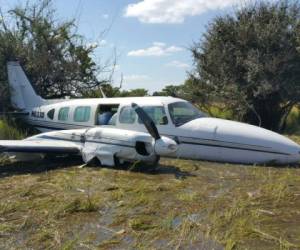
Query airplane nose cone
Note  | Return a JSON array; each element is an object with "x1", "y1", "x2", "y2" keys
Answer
[
  {"x1": 214, "y1": 118, "x2": 300, "y2": 164},
  {"x1": 181, "y1": 118, "x2": 300, "y2": 165}
]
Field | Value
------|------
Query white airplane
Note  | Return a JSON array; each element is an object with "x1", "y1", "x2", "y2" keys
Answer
[{"x1": 1, "y1": 61, "x2": 300, "y2": 166}]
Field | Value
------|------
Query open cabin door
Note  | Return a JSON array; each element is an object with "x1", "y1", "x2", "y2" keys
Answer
[{"x1": 95, "y1": 104, "x2": 119, "y2": 126}]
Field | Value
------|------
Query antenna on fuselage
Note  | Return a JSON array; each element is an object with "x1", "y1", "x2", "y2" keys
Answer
[{"x1": 100, "y1": 86, "x2": 107, "y2": 98}]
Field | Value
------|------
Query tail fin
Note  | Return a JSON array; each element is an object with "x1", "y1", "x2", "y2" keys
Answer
[{"x1": 7, "y1": 61, "x2": 44, "y2": 110}]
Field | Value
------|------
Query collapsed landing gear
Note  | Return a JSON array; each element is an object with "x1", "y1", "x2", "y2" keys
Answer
[
  {"x1": 84, "y1": 154, "x2": 160, "y2": 172},
  {"x1": 113, "y1": 155, "x2": 131, "y2": 169},
  {"x1": 86, "y1": 157, "x2": 102, "y2": 167},
  {"x1": 143, "y1": 155, "x2": 160, "y2": 172},
  {"x1": 114, "y1": 155, "x2": 160, "y2": 172}
]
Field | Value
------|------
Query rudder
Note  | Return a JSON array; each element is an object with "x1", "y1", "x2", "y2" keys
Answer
[{"x1": 7, "y1": 61, "x2": 44, "y2": 110}]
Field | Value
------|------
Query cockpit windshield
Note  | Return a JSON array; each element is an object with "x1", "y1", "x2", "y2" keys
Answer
[{"x1": 168, "y1": 102, "x2": 207, "y2": 126}]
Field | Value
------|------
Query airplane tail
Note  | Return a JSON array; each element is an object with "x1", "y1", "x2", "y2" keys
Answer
[{"x1": 6, "y1": 61, "x2": 45, "y2": 111}]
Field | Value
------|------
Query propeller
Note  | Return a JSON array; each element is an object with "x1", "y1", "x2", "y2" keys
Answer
[
  {"x1": 131, "y1": 103, "x2": 178, "y2": 156},
  {"x1": 131, "y1": 103, "x2": 160, "y2": 140}
]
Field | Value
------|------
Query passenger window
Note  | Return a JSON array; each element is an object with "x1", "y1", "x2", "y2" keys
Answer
[
  {"x1": 58, "y1": 107, "x2": 69, "y2": 121},
  {"x1": 74, "y1": 106, "x2": 91, "y2": 122},
  {"x1": 119, "y1": 106, "x2": 137, "y2": 124},
  {"x1": 138, "y1": 106, "x2": 168, "y2": 125},
  {"x1": 47, "y1": 109, "x2": 55, "y2": 120}
]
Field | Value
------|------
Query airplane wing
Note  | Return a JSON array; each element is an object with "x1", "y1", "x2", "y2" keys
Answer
[{"x1": 0, "y1": 140, "x2": 81, "y2": 154}]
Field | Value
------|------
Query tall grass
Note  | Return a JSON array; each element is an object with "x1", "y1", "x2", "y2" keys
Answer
[
  {"x1": 285, "y1": 106, "x2": 300, "y2": 134},
  {"x1": 0, "y1": 119, "x2": 26, "y2": 140},
  {"x1": 0, "y1": 119, "x2": 27, "y2": 163}
]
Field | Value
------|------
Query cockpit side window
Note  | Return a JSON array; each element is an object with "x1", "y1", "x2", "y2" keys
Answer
[
  {"x1": 47, "y1": 109, "x2": 55, "y2": 120},
  {"x1": 119, "y1": 106, "x2": 137, "y2": 124},
  {"x1": 168, "y1": 102, "x2": 207, "y2": 126}
]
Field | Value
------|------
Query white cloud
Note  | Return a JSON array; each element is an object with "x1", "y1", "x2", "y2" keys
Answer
[
  {"x1": 128, "y1": 42, "x2": 183, "y2": 57},
  {"x1": 165, "y1": 46, "x2": 183, "y2": 53},
  {"x1": 123, "y1": 74, "x2": 150, "y2": 82},
  {"x1": 153, "y1": 42, "x2": 166, "y2": 47},
  {"x1": 102, "y1": 14, "x2": 109, "y2": 19},
  {"x1": 165, "y1": 60, "x2": 190, "y2": 68},
  {"x1": 124, "y1": 0, "x2": 240, "y2": 24}
]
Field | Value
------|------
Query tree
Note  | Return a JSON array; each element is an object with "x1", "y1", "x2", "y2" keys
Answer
[
  {"x1": 83, "y1": 85, "x2": 149, "y2": 98},
  {"x1": 153, "y1": 85, "x2": 183, "y2": 97},
  {"x1": 82, "y1": 84, "x2": 121, "y2": 98},
  {"x1": 189, "y1": 1, "x2": 300, "y2": 131},
  {"x1": 0, "y1": 0, "x2": 107, "y2": 111},
  {"x1": 120, "y1": 88, "x2": 148, "y2": 97}
]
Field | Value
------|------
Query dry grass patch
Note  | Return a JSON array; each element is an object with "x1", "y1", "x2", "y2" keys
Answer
[{"x1": 0, "y1": 142, "x2": 300, "y2": 249}]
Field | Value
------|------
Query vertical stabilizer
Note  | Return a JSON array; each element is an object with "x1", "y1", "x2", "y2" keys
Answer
[{"x1": 7, "y1": 61, "x2": 44, "y2": 110}]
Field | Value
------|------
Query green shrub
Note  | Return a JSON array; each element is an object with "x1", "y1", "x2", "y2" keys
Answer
[
  {"x1": 0, "y1": 119, "x2": 26, "y2": 140},
  {"x1": 285, "y1": 106, "x2": 300, "y2": 134}
]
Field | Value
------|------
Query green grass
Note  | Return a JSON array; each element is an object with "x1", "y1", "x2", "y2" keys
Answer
[
  {"x1": 285, "y1": 106, "x2": 300, "y2": 134},
  {"x1": 0, "y1": 154, "x2": 300, "y2": 249},
  {"x1": 0, "y1": 119, "x2": 27, "y2": 140},
  {"x1": 0, "y1": 119, "x2": 28, "y2": 164}
]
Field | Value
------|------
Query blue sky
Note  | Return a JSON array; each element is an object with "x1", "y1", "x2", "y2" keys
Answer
[{"x1": 2, "y1": 0, "x2": 239, "y2": 92}]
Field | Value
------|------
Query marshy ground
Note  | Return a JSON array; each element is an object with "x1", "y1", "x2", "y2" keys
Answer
[{"x1": 1, "y1": 141, "x2": 300, "y2": 249}]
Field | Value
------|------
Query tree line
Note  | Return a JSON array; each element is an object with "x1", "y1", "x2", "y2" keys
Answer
[
  {"x1": 157, "y1": 1, "x2": 300, "y2": 132},
  {"x1": 1, "y1": 0, "x2": 300, "y2": 132}
]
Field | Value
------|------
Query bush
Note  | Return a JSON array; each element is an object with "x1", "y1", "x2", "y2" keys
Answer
[
  {"x1": 285, "y1": 107, "x2": 300, "y2": 134},
  {"x1": 0, "y1": 119, "x2": 26, "y2": 140}
]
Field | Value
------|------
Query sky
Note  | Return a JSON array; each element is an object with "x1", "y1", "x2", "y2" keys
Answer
[{"x1": 1, "y1": 0, "x2": 240, "y2": 93}]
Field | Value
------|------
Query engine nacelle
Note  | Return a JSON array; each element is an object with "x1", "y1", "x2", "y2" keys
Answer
[{"x1": 82, "y1": 127, "x2": 162, "y2": 166}]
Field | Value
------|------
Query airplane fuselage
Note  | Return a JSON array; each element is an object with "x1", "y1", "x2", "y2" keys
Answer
[{"x1": 19, "y1": 96, "x2": 300, "y2": 165}]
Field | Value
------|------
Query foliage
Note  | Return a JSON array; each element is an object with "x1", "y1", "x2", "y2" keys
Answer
[
  {"x1": 153, "y1": 85, "x2": 183, "y2": 97},
  {"x1": 83, "y1": 83, "x2": 149, "y2": 98},
  {"x1": 119, "y1": 88, "x2": 148, "y2": 97},
  {"x1": 284, "y1": 105, "x2": 300, "y2": 134},
  {"x1": 189, "y1": 1, "x2": 300, "y2": 131},
  {"x1": 0, "y1": 119, "x2": 26, "y2": 140},
  {"x1": 0, "y1": 0, "x2": 107, "y2": 111}
]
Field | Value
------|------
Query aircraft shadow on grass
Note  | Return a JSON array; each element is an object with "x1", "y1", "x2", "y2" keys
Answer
[{"x1": 0, "y1": 156, "x2": 195, "y2": 179}]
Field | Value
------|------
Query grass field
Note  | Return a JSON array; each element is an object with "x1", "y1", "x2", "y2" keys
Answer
[{"x1": 1, "y1": 138, "x2": 300, "y2": 249}]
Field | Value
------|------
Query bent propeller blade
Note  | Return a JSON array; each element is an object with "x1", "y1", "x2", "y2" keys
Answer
[{"x1": 132, "y1": 103, "x2": 161, "y2": 140}]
